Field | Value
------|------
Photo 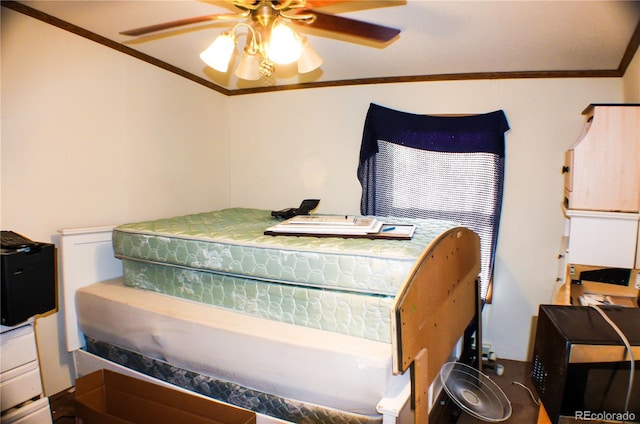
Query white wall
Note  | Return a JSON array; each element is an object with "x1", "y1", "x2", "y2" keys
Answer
[
  {"x1": 228, "y1": 78, "x2": 623, "y2": 361},
  {"x1": 1, "y1": 9, "x2": 230, "y2": 395},
  {"x1": 2, "y1": 6, "x2": 636, "y2": 397},
  {"x1": 624, "y1": 46, "x2": 640, "y2": 102}
]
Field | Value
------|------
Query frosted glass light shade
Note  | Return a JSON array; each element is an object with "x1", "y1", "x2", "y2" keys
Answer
[
  {"x1": 200, "y1": 33, "x2": 235, "y2": 72},
  {"x1": 297, "y1": 39, "x2": 322, "y2": 73},
  {"x1": 267, "y1": 23, "x2": 302, "y2": 64},
  {"x1": 235, "y1": 50, "x2": 261, "y2": 80}
]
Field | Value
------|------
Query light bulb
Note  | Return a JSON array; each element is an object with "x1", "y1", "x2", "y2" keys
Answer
[
  {"x1": 200, "y1": 33, "x2": 235, "y2": 72},
  {"x1": 267, "y1": 23, "x2": 302, "y2": 65}
]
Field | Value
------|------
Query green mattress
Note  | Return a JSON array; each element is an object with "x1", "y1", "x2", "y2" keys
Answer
[
  {"x1": 113, "y1": 208, "x2": 460, "y2": 341},
  {"x1": 123, "y1": 260, "x2": 395, "y2": 342}
]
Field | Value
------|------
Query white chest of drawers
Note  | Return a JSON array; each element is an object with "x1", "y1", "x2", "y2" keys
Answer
[{"x1": 0, "y1": 323, "x2": 52, "y2": 423}]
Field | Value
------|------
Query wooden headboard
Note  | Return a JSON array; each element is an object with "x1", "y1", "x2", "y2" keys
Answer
[{"x1": 392, "y1": 227, "x2": 481, "y2": 423}]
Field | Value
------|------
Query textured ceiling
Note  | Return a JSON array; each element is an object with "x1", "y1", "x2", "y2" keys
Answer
[{"x1": 5, "y1": 0, "x2": 640, "y2": 95}]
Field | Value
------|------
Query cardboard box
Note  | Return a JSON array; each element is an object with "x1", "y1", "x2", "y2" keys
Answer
[{"x1": 75, "y1": 369, "x2": 256, "y2": 424}]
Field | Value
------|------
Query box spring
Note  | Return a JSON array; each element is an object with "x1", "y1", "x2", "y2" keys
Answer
[{"x1": 75, "y1": 279, "x2": 409, "y2": 423}]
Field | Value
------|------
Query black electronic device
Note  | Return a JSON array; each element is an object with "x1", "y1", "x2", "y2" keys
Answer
[
  {"x1": 1, "y1": 231, "x2": 37, "y2": 250},
  {"x1": 1, "y1": 232, "x2": 56, "y2": 326},
  {"x1": 271, "y1": 199, "x2": 320, "y2": 219},
  {"x1": 579, "y1": 268, "x2": 631, "y2": 287},
  {"x1": 531, "y1": 305, "x2": 640, "y2": 423}
]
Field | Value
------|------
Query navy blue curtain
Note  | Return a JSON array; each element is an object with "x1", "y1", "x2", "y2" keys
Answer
[
  {"x1": 358, "y1": 103, "x2": 509, "y2": 183},
  {"x1": 357, "y1": 103, "x2": 509, "y2": 300}
]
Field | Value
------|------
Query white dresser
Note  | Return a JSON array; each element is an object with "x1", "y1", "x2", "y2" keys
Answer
[{"x1": 0, "y1": 322, "x2": 52, "y2": 423}]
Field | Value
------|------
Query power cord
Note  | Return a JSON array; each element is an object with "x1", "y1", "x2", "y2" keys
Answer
[
  {"x1": 589, "y1": 304, "x2": 635, "y2": 421},
  {"x1": 511, "y1": 381, "x2": 540, "y2": 406}
]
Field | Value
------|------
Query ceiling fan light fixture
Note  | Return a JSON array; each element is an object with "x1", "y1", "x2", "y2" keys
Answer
[
  {"x1": 297, "y1": 37, "x2": 322, "y2": 74},
  {"x1": 266, "y1": 21, "x2": 302, "y2": 65},
  {"x1": 200, "y1": 32, "x2": 235, "y2": 72},
  {"x1": 197, "y1": 10, "x2": 323, "y2": 79},
  {"x1": 122, "y1": 1, "x2": 405, "y2": 85}
]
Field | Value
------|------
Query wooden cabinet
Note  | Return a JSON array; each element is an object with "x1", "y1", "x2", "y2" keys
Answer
[
  {"x1": 543, "y1": 106, "x2": 640, "y2": 424},
  {"x1": 554, "y1": 104, "x2": 640, "y2": 306},
  {"x1": 563, "y1": 104, "x2": 640, "y2": 212},
  {"x1": 0, "y1": 323, "x2": 52, "y2": 423}
]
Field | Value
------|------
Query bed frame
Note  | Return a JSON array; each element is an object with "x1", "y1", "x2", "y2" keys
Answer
[{"x1": 60, "y1": 224, "x2": 481, "y2": 424}]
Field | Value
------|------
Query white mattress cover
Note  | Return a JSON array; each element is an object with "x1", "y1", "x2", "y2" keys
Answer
[{"x1": 76, "y1": 278, "x2": 409, "y2": 416}]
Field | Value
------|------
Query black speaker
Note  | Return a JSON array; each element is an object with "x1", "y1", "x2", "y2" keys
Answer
[{"x1": 1, "y1": 243, "x2": 56, "y2": 326}]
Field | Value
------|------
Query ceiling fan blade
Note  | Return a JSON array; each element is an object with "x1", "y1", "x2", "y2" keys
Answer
[
  {"x1": 294, "y1": 10, "x2": 400, "y2": 42},
  {"x1": 120, "y1": 12, "x2": 246, "y2": 36},
  {"x1": 304, "y1": 0, "x2": 353, "y2": 7}
]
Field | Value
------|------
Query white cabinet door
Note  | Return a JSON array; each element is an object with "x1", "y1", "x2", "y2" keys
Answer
[{"x1": 566, "y1": 209, "x2": 639, "y2": 268}]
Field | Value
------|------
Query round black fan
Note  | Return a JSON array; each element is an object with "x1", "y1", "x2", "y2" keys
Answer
[{"x1": 439, "y1": 362, "x2": 512, "y2": 422}]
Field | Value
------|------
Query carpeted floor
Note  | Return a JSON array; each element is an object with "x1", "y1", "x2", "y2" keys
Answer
[
  {"x1": 49, "y1": 386, "x2": 76, "y2": 424},
  {"x1": 49, "y1": 359, "x2": 540, "y2": 423}
]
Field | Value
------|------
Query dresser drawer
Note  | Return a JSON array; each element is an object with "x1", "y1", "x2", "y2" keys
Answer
[
  {"x1": 0, "y1": 360, "x2": 43, "y2": 411},
  {"x1": 565, "y1": 209, "x2": 639, "y2": 268},
  {"x1": 1, "y1": 396, "x2": 52, "y2": 423},
  {"x1": 0, "y1": 325, "x2": 38, "y2": 373}
]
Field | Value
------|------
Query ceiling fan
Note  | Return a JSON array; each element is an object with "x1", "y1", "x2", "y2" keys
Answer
[
  {"x1": 120, "y1": 0, "x2": 401, "y2": 42},
  {"x1": 120, "y1": 0, "x2": 402, "y2": 80}
]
